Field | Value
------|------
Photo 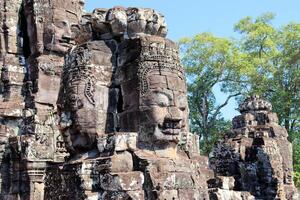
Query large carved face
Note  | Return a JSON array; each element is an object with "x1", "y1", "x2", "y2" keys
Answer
[
  {"x1": 58, "y1": 41, "x2": 114, "y2": 154},
  {"x1": 139, "y1": 70, "x2": 189, "y2": 143},
  {"x1": 59, "y1": 69, "x2": 97, "y2": 153},
  {"x1": 118, "y1": 37, "x2": 187, "y2": 145}
]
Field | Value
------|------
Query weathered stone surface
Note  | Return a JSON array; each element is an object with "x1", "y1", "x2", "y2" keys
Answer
[
  {"x1": 207, "y1": 176, "x2": 235, "y2": 190},
  {"x1": 110, "y1": 151, "x2": 134, "y2": 172},
  {"x1": 57, "y1": 40, "x2": 116, "y2": 154},
  {"x1": 90, "y1": 7, "x2": 167, "y2": 40},
  {"x1": 210, "y1": 95, "x2": 299, "y2": 200},
  {"x1": 1, "y1": 1, "x2": 298, "y2": 200},
  {"x1": 43, "y1": 9, "x2": 213, "y2": 199},
  {"x1": 0, "y1": 0, "x2": 84, "y2": 198},
  {"x1": 117, "y1": 36, "x2": 188, "y2": 145},
  {"x1": 209, "y1": 189, "x2": 254, "y2": 200}
]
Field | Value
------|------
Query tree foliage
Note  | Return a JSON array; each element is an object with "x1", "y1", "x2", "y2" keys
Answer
[
  {"x1": 179, "y1": 33, "x2": 242, "y2": 154},
  {"x1": 234, "y1": 13, "x2": 300, "y2": 135},
  {"x1": 234, "y1": 14, "x2": 300, "y2": 187},
  {"x1": 180, "y1": 13, "x2": 300, "y2": 186}
]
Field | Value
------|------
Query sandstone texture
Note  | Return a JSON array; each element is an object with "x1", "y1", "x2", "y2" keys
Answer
[
  {"x1": 0, "y1": 1, "x2": 298, "y2": 199},
  {"x1": 209, "y1": 96, "x2": 299, "y2": 200}
]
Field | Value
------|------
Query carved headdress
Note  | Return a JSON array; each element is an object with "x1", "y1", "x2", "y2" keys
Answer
[{"x1": 137, "y1": 37, "x2": 185, "y2": 96}]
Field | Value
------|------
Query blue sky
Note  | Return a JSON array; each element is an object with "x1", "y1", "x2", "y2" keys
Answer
[{"x1": 85, "y1": 0, "x2": 299, "y2": 119}]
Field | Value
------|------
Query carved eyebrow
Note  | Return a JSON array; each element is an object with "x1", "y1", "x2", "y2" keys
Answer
[
  {"x1": 177, "y1": 95, "x2": 188, "y2": 106},
  {"x1": 152, "y1": 90, "x2": 172, "y2": 100}
]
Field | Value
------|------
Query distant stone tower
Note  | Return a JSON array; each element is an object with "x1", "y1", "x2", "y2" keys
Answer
[{"x1": 209, "y1": 95, "x2": 299, "y2": 200}]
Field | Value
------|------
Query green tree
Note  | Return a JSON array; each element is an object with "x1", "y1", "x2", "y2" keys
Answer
[
  {"x1": 179, "y1": 33, "x2": 243, "y2": 154},
  {"x1": 234, "y1": 14, "x2": 300, "y2": 186},
  {"x1": 234, "y1": 13, "x2": 300, "y2": 135},
  {"x1": 180, "y1": 14, "x2": 300, "y2": 182}
]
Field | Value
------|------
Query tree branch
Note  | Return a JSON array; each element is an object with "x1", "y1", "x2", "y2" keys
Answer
[{"x1": 208, "y1": 92, "x2": 241, "y2": 128}]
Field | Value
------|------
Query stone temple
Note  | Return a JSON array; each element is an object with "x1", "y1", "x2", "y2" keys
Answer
[{"x1": 0, "y1": 0, "x2": 298, "y2": 199}]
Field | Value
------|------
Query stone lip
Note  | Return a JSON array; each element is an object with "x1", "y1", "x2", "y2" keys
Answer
[{"x1": 238, "y1": 95, "x2": 272, "y2": 113}]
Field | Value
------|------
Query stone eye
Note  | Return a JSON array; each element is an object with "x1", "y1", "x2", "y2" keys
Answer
[
  {"x1": 154, "y1": 92, "x2": 170, "y2": 107},
  {"x1": 56, "y1": 21, "x2": 68, "y2": 28},
  {"x1": 158, "y1": 101, "x2": 168, "y2": 107},
  {"x1": 179, "y1": 106, "x2": 186, "y2": 111}
]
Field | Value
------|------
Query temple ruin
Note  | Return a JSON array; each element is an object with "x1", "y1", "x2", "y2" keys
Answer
[
  {"x1": 0, "y1": 0, "x2": 298, "y2": 199},
  {"x1": 209, "y1": 95, "x2": 299, "y2": 199}
]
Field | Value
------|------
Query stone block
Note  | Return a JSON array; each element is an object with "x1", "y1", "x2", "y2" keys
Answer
[
  {"x1": 114, "y1": 132, "x2": 138, "y2": 152},
  {"x1": 5, "y1": 36, "x2": 18, "y2": 54},
  {"x1": 157, "y1": 190, "x2": 179, "y2": 200},
  {"x1": 209, "y1": 189, "x2": 255, "y2": 200},
  {"x1": 179, "y1": 132, "x2": 200, "y2": 154},
  {"x1": 178, "y1": 189, "x2": 202, "y2": 200},
  {"x1": 150, "y1": 171, "x2": 194, "y2": 190},
  {"x1": 0, "y1": 101, "x2": 24, "y2": 118},
  {"x1": 111, "y1": 151, "x2": 134, "y2": 172},
  {"x1": 34, "y1": 72, "x2": 60, "y2": 106},
  {"x1": 98, "y1": 172, "x2": 144, "y2": 192},
  {"x1": 114, "y1": 172, "x2": 144, "y2": 191},
  {"x1": 127, "y1": 190, "x2": 145, "y2": 200},
  {"x1": 207, "y1": 176, "x2": 235, "y2": 190}
]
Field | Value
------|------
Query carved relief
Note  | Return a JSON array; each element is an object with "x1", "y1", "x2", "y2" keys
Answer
[
  {"x1": 90, "y1": 7, "x2": 167, "y2": 40},
  {"x1": 210, "y1": 96, "x2": 299, "y2": 199},
  {"x1": 22, "y1": 128, "x2": 54, "y2": 161},
  {"x1": 57, "y1": 41, "x2": 114, "y2": 154},
  {"x1": 117, "y1": 36, "x2": 189, "y2": 145}
]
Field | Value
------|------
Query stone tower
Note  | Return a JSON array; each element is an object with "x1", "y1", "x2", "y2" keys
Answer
[
  {"x1": 209, "y1": 95, "x2": 299, "y2": 200},
  {"x1": 47, "y1": 6, "x2": 213, "y2": 200}
]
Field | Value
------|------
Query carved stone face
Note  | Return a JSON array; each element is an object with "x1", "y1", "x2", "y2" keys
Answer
[
  {"x1": 44, "y1": 18, "x2": 74, "y2": 53},
  {"x1": 60, "y1": 69, "x2": 97, "y2": 152},
  {"x1": 139, "y1": 71, "x2": 188, "y2": 143},
  {"x1": 42, "y1": 4, "x2": 82, "y2": 54},
  {"x1": 24, "y1": 0, "x2": 83, "y2": 55},
  {"x1": 118, "y1": 37, "x2": 187, "y2": 145},
  {"x1": 57, "y1": 41, "x2": 114, "y2": 154}
]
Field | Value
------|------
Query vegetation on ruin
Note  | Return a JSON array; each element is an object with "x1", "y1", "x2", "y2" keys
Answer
[{"x1": 180, "y1": 13, "x2": 300, "y2": 188}]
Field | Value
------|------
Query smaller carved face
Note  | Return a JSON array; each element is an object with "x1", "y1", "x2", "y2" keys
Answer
[
  {"x1": 139, "y1": 72, "x2": 188, "y2": 143},
  {"x1": 58, "y1": 41, "x2": 115, "y2": 154},
  {"x1": 61, "y1": 77, "x2": 97, "y2": 152},
  {"x1": 44, "y1": 19, "x2": 74, "y2": 53}
]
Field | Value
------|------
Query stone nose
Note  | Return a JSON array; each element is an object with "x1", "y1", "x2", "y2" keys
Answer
[
  {"x1": 62, "y1": 31, "x2": 72, "y2": 40},
  {"x1": 62, "y1": 25, "x2": 73, "y2": 40},
  {"x1": 166, "y1": 107, "x2": 183, "y2": 122}
]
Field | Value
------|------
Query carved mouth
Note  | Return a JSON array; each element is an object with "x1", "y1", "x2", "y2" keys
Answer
[
  {"x1": 59, "y1": 39, "x2": 72, "y2": 45},
  {"x1": 159, "y1": 120, "x2": 181, "y2": 135}
]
